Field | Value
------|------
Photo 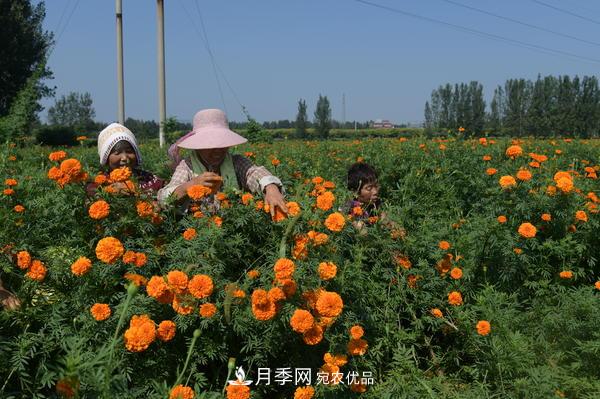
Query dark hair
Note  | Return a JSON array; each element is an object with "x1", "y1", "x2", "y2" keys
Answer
[{"x1": 347, "y1": 162, "x2": 378, "y2": 192}]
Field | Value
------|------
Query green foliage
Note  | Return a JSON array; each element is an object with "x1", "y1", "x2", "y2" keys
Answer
[
  {"x1": 35, "y1": 125, "x2": 77, "y2": 146},
  {"x1": 314, "y1": 95, "x2": 332, "y2": 139},
  {"x1": 295, "y1": 99, "x2": 308, "y2": 139},
  {"x1": 47, "y1": 92, "x2": 96, "y2": 132}
]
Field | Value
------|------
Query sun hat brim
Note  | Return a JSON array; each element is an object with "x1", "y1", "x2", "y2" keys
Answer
[{"x1": 177, "y1": 127, "x2": 248, "y2": 149}]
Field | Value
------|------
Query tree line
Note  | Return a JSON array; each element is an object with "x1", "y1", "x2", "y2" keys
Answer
[{"x1": 424, "y1": 75, "x2": 600, "y2": 137}]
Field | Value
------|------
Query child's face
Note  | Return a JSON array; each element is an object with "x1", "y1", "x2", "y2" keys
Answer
[
  {"x1": 357, "y1": 181, "x2": 380, "y2": 204},
  {"x1": 108, "y1": 141, "x2": 137, "y2": 170}
]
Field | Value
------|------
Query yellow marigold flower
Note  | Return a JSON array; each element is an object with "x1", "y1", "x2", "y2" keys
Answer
[
  {"x1": 499, "y1": 175, "x2": 517, "y2": 189},
  {"x1": 199, "y1": 303, "x2": 217, "y2": 318},
  {"x1": 26, "y1": 260, "x2": 46, "y2": 281},
  {"x1": 48, "y1": 151, "x2": 67, "y2": 162},
  {"x1": 274, "y1": 258, "x2": 295, "y2": 280},
  {"x1": 95, "y1": 237, "x2": 124, "y2": 264},
  {"x1": 167, "y1": 270, "x2": 189, "y2": 294},
  {"x1": 518, "y1": 222, "x2": 537, "y2": 238},
  {"x1": 324, "y1": 212, "x2": 345, "y2": 232},
  {"x1": 318, "y1": 261, "x2": 337, "y2": 280},
  {"x1": 187, "y1": 184, "x2": 211, "y2": 200},
  {"x1": 450, "y1": 267, "x2": 463, "y2": 280},
  {"x1": 476, "y1": 320, "x2": 491, "y2": 336},
  {"x1": 71, "y1": 257, "x2": 92, "y2": 276},
  {"x1": 347, "y1": 338, "x2": 368, "y2": 356},
  {"x1": 431, "y1": 308, "x2": 443, "y2": 318},
  {"x1": 294, "y1": 386, "x2": 315, "y2": 399},
  {"x1": 124, "y1": 315, "x2": 156, "y2": 352},
  {"x1": 315, "y1": 291, "x2": 343, "y2": 317},
  {"x1": 182, "y1": 228, "x2": 196, "y2": 240},
  {"x1": 17, "y1": 250, "x2": 31, "y2": 269},
  {"x1": 350, "y1": 325, "x2": 364, "y2": 339},
  {"x1": 225, "y1": 384, "x2": 250, "y2": 399},
  {"x1": 448, "y1": 291, "x2": 463, "y2": 306},
  {"x1": 188, "y1": 274, "x2": 214, "y2": 299},
  {"x1": 497, "y1": 215, "x2": 507, "y2": 223},
  {"x1": 559, "y1": 270, "x2": 573, "y2": 279},
  {"x1": 302, "y1": 324, "x2": 324, "y2": 345},
  {"x1": 290, "y1": 309, "x2": 315, "y2": 333},
  {"x1": 90, "y1": 303, "x2": 111, "y2": 321},
  {"x1": 88, "y1": 200, "x2": 110, "y2": 220},
  {"x1": 541, "y1": 213, "x2": 552, "y2": 221},
  {"x1": 109, "y1": 166, "x2": 131, "y2": 182},
  {"x1": 575, "y1": 210, "x2": 588, "y2": 222},
  {"x1": 505, "y1": 145, "x2": 523, "y2": 158}
]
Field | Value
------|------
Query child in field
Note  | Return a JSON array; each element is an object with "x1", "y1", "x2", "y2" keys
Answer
[{"x1": 86, "y1": 123, "x2": 164, "y2": 196}]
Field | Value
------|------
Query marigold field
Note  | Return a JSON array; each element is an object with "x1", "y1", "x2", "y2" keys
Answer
[{"x1": 1, "y1": 136, "x2": 599, "y2": 399}]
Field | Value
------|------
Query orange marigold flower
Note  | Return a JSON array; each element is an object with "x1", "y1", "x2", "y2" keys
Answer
[
  {"x1": 267, "y1": 286, "x2": 285, "y2": 302},
  {"x1": 252, "y1": 288, "x2": 269, "y2": 306},
  {"x1": 438, "y1": 241, "x2": 451, "y2": 250},
  {"x1": 272, "y1": 206, "x2": 287, "y2": 222},
  {"x1": 25, "y1": 260, "x2": 47, "y2": 281},
  {"x1": 290, "y1": 309, "x2": 315, "y2": 333},
  {"x1": 187, "y1": 184, "x2": 211, "y2": 200},
  {"x1": 71, "y1": 257, "x2": 92, "y2": 276},
  {"x1": 324, "y1": 353, "x2": 348, "y2": 367},
  {"x1": 324, "y1": 212, "x2": 345, "y2": 232},
  {"x1": 514, "y1": 248, "x2": 523, "y2": 255},
  {"x1": 318, "y1": 261, "x2": 337, "y2": 280},
  {"x1": 556, "y1": 177, "x2": 574, "y2": 193},
  {"x1": 124, "y1": 315, "x2": 156, "y2": 352},
  {"x1": 211, "y1": 216, "x2": 222, "y2": 227},
  {"x1": 287, "y1": 201, "x2": 301, "y2": 217},
  {"x1": 247, "y1": 269, "x2": 260, "y2": 279},
  {"x1": 241, "y1": 193, "x2": 253, "y2": 205},
  {"x1": 307, "y1": 230, "x2": 328, "y2": 245},
  {"x1": 518, "y1": 222, "x2": 537, "y2": 238},
  {"x1": 553, "y1": 171, "x2": 572, "y2": 183},
  {"x1": 170, "y1": 385, "x2": 194, "y2": 399},
  {"x1": 448, "y1": 291, "x2": 463, "y2": 306},
  {"x1": 88, "y1": 200, "x2": 110, "y2": 219},
  {"x1": 499, "y1": 175, "x2": 517, "y2": 189},
  {"x1": 450, "y1": 267, "x2": 463, "y2": 280},
  {"x1": 251, "y1": 293, "x2": 277, "y2": 321},
  {"x1": 316, "y1": 191, "x2": 335, "y2": 211},
  {"x1": 594, "y1": 281, "x2": 600, "y2": 290},
  {"x1": 167, "y1": 270, "x2": 189, "y2": 294},
  {"x1": 347, "y1": 338, "x2": 369, "y2": 356},
  {"x1": 188, "y1": 274, "x2": 214, "y2": 298},
  {"x1": 271, "y1": 158, "x2": 280, "y2": 166},
  {"x1": 516, "y1": 169, "x2": 532, "y2": 181},
  {"x1": 172, "y1": 295, "x2": 194, "y2": 315},
  {"x1": 393, "y1": 253, "x2": 412, "y2": 269},
  {"x1": 541, "y1": 213, "x2": 552, "y2": 221},
  {"x1": 559, "y1": 270, "x2": 573, "y2": 279},
  {"x1": 56, "y1": 377, "x2": 78, "y2": 398},
  {"x1": 4, "y1": 178, "x2": 17, "y2": 186},
  {"x1": 122, "y1": 250, "x2": 136, "y2": 264},
  {"x1": 505, "y1": 145, "x2": 523, "y2": 158},
  {"x1": 48, "y1": 151, "x2": 67, "y2": 162},
  {"x1": 350, "y1": 382, "x2": 368, "y2": 393},
  {"x1": 134, "y1": 252, "x2": 147, "y2": 267},
  {"x1": 575, "y1": 210, "x2": 588, "y2": 222},
  {"x1": 60, "y1": 159, "x2": 82, "y2": 178},
  {"x1": 546, "y1": 185, "x2": 557, "y2": 196},
  {"x1": 199, "y1": 303, "x2": 217, "y2": 318},
  {"x1": 486, "y1": 168, "x2": 497, "y2": 176},
  {"x1": 3, "y1": 188, "x2": 14, "y2": 196},
  {"x1": 90, "y1": 303, "x2": 111, "y2": 321},
  {"x1": 277, "y1": 278, "x2": 297, "y2": 298},
  {"x1": 136, "y1": 201, "x2": 154, "y2": 217},
  {"x1": 323, "y1": 180, "x2": 335, "y2": 189},
  {"x1": 315, "y1": 291, "x2": 343, "y2": 317},
  {"x1": 225, "y1": 384, "x2": 250, "y2": 399},
  {"x1": 182, "y1": 228, "x2": 196, "y2": 240},
  {"x1": 17, "y1": 250, "x2": 31, "y2": 269},
  {"x1": 94, "y1": 174, "x2": 108, "y2": 185},
  {"x1": 124, "y1": 272, "x2": 148, "y2": 286},
  {"x1": 95, "y1": 237, "x2": 124, "y2": 264},
  {"x1": 109, "y1": 166, "x2": 131, "y2": 182},
  {"x1": 147, "y1": 276, "x2": 169, "y2": 298},
  {"x1": 294, "y1": 386, "x2": 315, "y2": 399},
  {"x1": 274, "y1": 258, "x2": 295, "y2": 280},
  {"x1": 497, "y1": 215, "x2": 507, "y2": 224},
  {"x1": 529, "y1": 161, "x2": 540, "y2": 168},
  {"x1": 312, "y1": 176, "x2": 324, "y2": 184},
  {"x1": 350, "y1": 325, "x2": 364, "y2": 339},
  {"x1": 302, "y1": 324, "x2": 324, "y2": 345},
  {"x1": 431, "y1": 308, "x2": 443, "y2": 318},
  {"x1": 476, "y1": 320, "x2": 491, "y2": 336},
  {"x1": 14, "y1": 205, "x2": 25, "y2": 213},
  {"x1": 482, "y1": 155, "x2": 491, "y2": 161}
]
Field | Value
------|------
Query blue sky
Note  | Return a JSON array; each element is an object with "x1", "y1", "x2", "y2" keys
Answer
[{"x1": 40, "y1": 0, "x2": 600, "y2": 125}]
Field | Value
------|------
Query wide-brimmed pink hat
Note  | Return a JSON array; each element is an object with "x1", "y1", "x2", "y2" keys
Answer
[{"x1": 177, "y1": 109, "x2": 247, "y2": 149}]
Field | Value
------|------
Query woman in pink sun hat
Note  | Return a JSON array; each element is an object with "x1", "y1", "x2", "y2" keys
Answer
[{"x1": 158, "y1": 109, "x2": 287, "y2": 216}]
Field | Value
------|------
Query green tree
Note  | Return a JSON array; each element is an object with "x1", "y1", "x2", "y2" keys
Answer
[
  {"x1": 424, "y1": 101, "x2": 433, "y2": 132},
  {"x1": 295, "y1": 99, "x2": 308, "y2": 139},
  {"x1": 0, "y1": 0, "x2": 54, "y2": 117},
  {"x1": 488, "y1": 86, "x2": 505, "y2": 133},
  {"x1": 314, "y1": 94, "x2": 331, "y2": 139},
  {"x1": 47, "y1": 92, "x2": 96, "y2": 132}
]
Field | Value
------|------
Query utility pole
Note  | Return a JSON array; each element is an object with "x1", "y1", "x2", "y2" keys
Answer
[
  {"x1": 116, "y1": 0, "x2": 124, "y2": 124},
  {"x1": 342, "y1": 93, "x2": 346, "y2": 127},
  {"x1": 157, "y1": 0, "x2": 166, "y2": 147}
]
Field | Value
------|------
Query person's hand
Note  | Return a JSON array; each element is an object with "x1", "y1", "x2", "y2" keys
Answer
[
  {"x1": 189, "y1": 172, "x2": 222, "y2": 192},
  {"x1": 0, "y1": 289, "x2": 21, "y2": 311},
  {"x1": 264, "y1": 184, "x2": 287, "y2": 218}
]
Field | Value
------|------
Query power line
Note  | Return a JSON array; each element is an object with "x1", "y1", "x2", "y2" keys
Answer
[
  {"x1": 47, "y1": 0, "x2": 81, "y2": 60},
  {"x1": 55, "y1": 0, "x2": 81, "y2": 47},
  {"x1": 352, "y1": 0, "x2": 600, "y2": 65},
  {"x1": 439, "y1": 0, "x2": 600, "y2": 47},
  {"x1": 530, "y1": 0, "x2": 600, "y2": 26},
  {"x1": 53, "y1": 0, "x2": 74, "y2": 40}
]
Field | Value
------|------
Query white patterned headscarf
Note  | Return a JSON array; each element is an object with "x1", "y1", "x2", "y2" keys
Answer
[{"x1": 97, "y1": 123, "x2": 142, "y2": 166}]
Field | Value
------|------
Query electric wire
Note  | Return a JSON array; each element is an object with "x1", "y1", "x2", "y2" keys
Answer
[{"x1": 530, "y1": 0, "x2": 600, "y2": 26}]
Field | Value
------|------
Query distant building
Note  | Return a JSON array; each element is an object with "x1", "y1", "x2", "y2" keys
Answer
[{"x1": 372, "y1": 119, "x2": 394, "y2": 129}]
